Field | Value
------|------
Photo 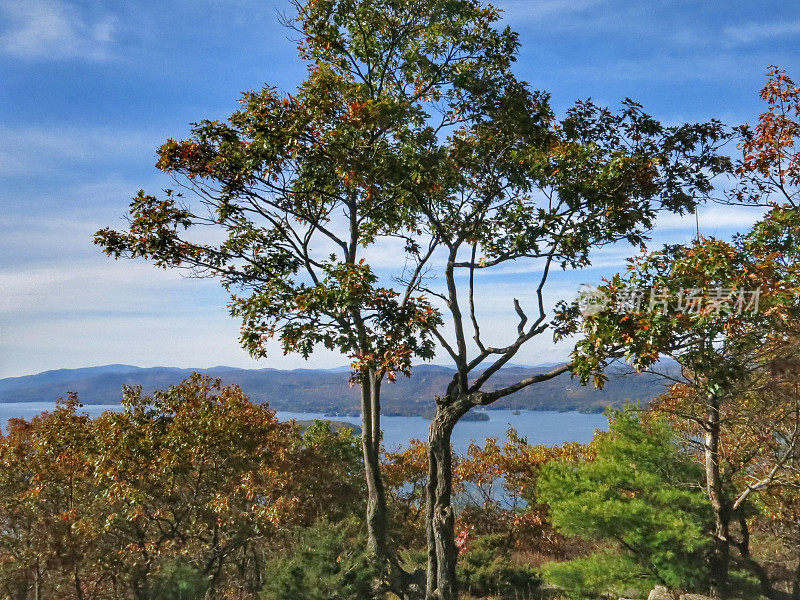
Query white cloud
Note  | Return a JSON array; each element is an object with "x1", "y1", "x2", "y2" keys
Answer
[
  {"x1": 654, "y1": 204, "x2": 767, "y2": 233},
  {"x1": 0, "y1": 125, "x2": 163, "y2": 177},
  {"x1": 0, "y1": 176, "x2": 168, "y2": 275},
  {"x1": 0, "y1": 260, "x2": 189, "y2": 315},
  {"x1": 724, "y1": 21, "x2": 800, "y2": 45},
  {"x1": 0, "y1": 0, "x2": 116, "y2": 61}
]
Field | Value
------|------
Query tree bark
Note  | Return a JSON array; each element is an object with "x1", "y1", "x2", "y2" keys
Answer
[
  {"x1": 426, "y1": 398, "x2": 470, "y2": 600},
  {"x1": 360, "y1": 370, "x2": 425, "y2": 599},
  {"x1": 73, "y1": 567, "x2": 84, "y2": 600},
  {"x1": 793, "y1": 523, "x2": 800, "y2": 600},
  {"x1": 705, "y1": 393, "x2": 730, "y2": 600},
  {"x1": 34, "y1": 558, "x2": 41, "y2": 600},
  {"x1": 361, "y1": 370, "x2": 390, "y2": 562}
]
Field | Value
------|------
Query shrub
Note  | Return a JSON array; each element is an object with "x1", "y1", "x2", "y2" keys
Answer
[
  {"x1": 150, "y1": 560, "x2": 208, "y2": 600},
  {"x1": 538, "y1": 409, "x2": 711, "y2": 597},
  {"x1": 457, "y1": 534, "x2": 540, "y2": 598},
  {"x1": 260, "y1": 519, "x2": 379, "y2": 600},
  {"x1": 541, "y1": 550, "x2": 646, "y2": 600}
]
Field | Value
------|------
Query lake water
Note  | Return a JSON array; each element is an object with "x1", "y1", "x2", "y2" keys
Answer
[{"x1": 0, "y1": 403, "x2": 607, "y2": 452}]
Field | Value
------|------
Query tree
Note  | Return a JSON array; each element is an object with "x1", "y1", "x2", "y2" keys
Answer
[
  {"x1": 651, "y1": 348, "x2": 800, "y2": 599},
  {"x1": 0, "y1": 397, "x2": 102, "y2": 600},
  {"x1": 538, "y1": 410, "x2": 711, "y2": 599},
  {"x1": 90, "y1": 375, "x2": 311, "y2": 598},
  {"x1": 455, "y1": 533, "x2": 539, "y2": 598},
  {"x1": 383, "y1": 438, "x2": 431, "y2": 550},
  {"x1": 95, "y1": 0, "x2": 730, "y2": 594},
  {"x1": 558, "y1": 229, "x2": 799, "y2": 598},
  {"x1": 730, "y1": 66, "x2": 800, "y2": 209},
  {"x1": 403, "y1": 88, "x2": 728, "y2": 599},
  {"x1": 0, "y1": 376, "x2": 366, "y2": 599},
  {"x1": 728, "y1": 68, "x2": 800, "y2": 597},
  {"x1": 454, "y1": 430, "x2": 589, "y2": 554},
  {"x1": 558, "y1": 67, "x2": 800, "y2": 599},
  {"x1": 758, "y1": 464, "x2": 800, "y2": 599},
  {"x1": 94, "y1": 1, "x2": 540, "y2": 591}
]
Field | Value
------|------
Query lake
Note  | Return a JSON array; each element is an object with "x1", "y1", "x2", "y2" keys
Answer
[{"x1": 0, "y1": 403, "x2": 607, "y2": 452}]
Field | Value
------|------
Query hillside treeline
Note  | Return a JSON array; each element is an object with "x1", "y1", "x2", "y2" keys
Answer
[{"x1": 2, "y1": 372, "x2": 799, "y2": 600}]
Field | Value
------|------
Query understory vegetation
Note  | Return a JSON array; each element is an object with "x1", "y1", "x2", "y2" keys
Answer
[{"x1": 2, "y1": 373, "x2": 800, "y2": 599}]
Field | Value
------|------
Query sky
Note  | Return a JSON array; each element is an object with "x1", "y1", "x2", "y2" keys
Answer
[{"x1": 1, "y1": 0, "x2": 799, "y2": 379}]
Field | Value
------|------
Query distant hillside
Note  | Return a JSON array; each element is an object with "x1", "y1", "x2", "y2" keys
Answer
[{"x1": 0, "y1": 363, "x2": 677, "y2": 416}]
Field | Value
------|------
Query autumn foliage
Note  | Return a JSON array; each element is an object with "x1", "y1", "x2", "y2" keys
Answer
[{"x1": 0, "y1": 375, "x2": 363, "y2": 600}]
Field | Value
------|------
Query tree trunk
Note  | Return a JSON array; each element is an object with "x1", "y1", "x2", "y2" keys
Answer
[
  {"x1": 426, "y1": 399, "x2": 469, "y2": 600},
  {"x1": 360, "y1": 371, "x2": 425, "y2": 599},
  {"x1": 74, "y1": 567, "x2": 84, "y2": 600},
  {"x1": 735, "y1": 512, "x2": 787, "y2": 600},
  {"x1": 793, "y1": 523, "x2": 800, "y2": 600},
  {"x1": 705, "y1": 393, "x2": 730, "y2": 600},
  {"x1": 33, "y1": 558, "x2": 41, "y2": 600},
  {"x1": 361, "y1": 371, "x2": 390, "y2": 562}
]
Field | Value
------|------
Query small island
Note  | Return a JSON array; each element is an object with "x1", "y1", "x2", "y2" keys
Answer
[
  {"x1": 293, "y1": 419, "x2": 362, "y2": 435},
  {"x1": 461, "y1": 410, "x2": 490, "y2": 422}
]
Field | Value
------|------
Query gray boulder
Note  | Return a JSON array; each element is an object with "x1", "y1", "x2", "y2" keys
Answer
[
  {"x1": 679, "y1": 595, "x2": 713, "y2": 600},
  {"x1": 649, "y1": 587, "x2": 675, "y2": 600}
]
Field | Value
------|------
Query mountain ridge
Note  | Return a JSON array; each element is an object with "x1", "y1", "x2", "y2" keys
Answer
[{"x1": 0, "y1": 363, "x2": 675, "y2": 416}]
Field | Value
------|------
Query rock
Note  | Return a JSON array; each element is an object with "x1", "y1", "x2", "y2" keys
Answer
[
  {"x1": 679, "y1": 595, "x2": 713, "y2": 600},
  {"x1": 648, "y1": 586, "x2": 675, "y2": 600}
]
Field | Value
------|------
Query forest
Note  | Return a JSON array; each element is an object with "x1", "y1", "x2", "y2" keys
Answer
[{"x1": 4, "y1": 0, "x2": 800, "y2": 599}]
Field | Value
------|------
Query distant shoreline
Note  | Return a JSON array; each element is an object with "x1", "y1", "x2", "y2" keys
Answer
[
  {"x1": 0, "y1": 401, "x2": 604, "y2": 417},
  {"x1": 0, "y1": 404, "x2": 608, "y2": 451},
  {"x1": 0, "y1": 363, "x2": 669, "y2": 416}
]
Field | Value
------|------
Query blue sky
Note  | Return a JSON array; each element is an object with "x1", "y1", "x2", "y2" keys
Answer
[{"x1": 1, "y1": 0, "x2": 798, "y2": 378}]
